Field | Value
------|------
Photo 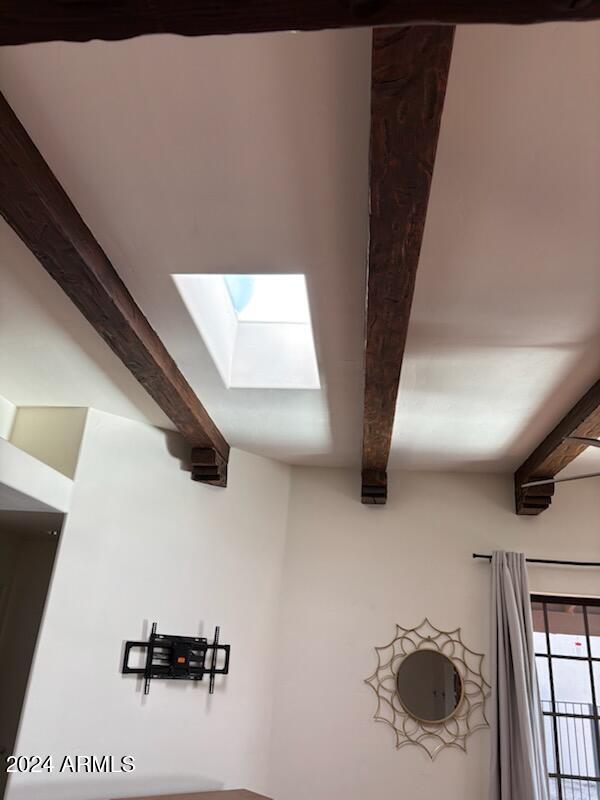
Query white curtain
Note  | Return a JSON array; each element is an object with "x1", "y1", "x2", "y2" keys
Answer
[{"x1": 490, "y1": 551, "x2": 550, "y2": 800}]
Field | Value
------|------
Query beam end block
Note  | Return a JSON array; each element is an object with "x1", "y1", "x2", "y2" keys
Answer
[
  {"x1": 362, "y1": 469, "x2": 387, "y2": 505},
  {"x1": 191, "y1": 447, "x2": 228, "y2": 487},
  {"x1": 515, "y1": 479, "x2": 555, "y2": 516}
]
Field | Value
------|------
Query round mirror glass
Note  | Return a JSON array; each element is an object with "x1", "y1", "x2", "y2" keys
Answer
[{"x1": 396, "y1": 650, "x2": 463, "y2": 723}]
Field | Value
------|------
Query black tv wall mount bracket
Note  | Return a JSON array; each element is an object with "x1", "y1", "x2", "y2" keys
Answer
[{"x1": 122, "y1": 622, "x2": 230, "y2": 695}]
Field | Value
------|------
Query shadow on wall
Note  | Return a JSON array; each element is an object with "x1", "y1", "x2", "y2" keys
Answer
[
  {"x1": 162, "y1": 428, "x2": 192, "y2": 473},
  {"x1": 0, "y1": 524, "x2": 61, "y2": 800},
  {"x1": 5, "y1": 773, "x2": 223, "y2": 800}
]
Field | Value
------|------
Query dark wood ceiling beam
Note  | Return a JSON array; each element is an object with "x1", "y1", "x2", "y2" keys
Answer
[
  {"x1": 2, "y1": 1, "x2": 600, "y2": 45},
  {"x1": 0, "y1": 92, "x2": 229, "y2": 486},
  {"x1": 361, "y1": 26, "x2": 454, "y2": 505},
  {"x1": 514, "y1": 378, "x2": 600, "y2": 514}
]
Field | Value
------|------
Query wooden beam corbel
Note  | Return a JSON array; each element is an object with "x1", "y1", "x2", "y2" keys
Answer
[
  {"x1": 514, "y1": 378, "x2": 600, "y2": 514},
  {"x1": 2, "y1": 1, "x2": 600, "y2": 46},
  {"x1": 361, "y1": 26, "x2": 454, "y2": 505},
  {"x1": 0, "y1": 92, "x2": 229, "y2": 486},
  {"x1": 191, "y1": 448, "x2": 228, "y2": 488}
]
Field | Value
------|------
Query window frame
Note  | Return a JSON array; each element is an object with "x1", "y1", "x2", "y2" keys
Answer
[{"x1": 532, "y1": 593, "x2": 600, "y2": 798}]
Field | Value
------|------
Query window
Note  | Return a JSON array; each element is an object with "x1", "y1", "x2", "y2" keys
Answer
[{"x1": 532, "y1": 594, "x2": 600, "y2": 799}]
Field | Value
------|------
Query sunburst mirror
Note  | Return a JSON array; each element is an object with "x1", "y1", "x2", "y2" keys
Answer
[{"x1": 365, "y1": 619, "x2": 490, "y2": 759}]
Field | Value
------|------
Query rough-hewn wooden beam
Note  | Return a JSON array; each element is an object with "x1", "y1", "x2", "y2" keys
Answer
[
  {"x1": 0, "y1": 92, "x2": 229, "y2": 486},
  {"x1": 1, "y1": 1, "x2": 600, "y2": 46},
  {"x1": 514, "y1": 378, "x2": 600, "y2": 514},
  {"x1": 361, "y1": 26, "x2": 454, "y2": 505}
]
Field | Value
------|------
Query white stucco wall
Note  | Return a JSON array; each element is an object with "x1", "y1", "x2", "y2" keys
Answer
[
  {"x1": 7, "y1": 409, "x2": 291, "y2": 800},
  {"x1": 268, "y1": 467, "x2": 600, "y2": 800}
]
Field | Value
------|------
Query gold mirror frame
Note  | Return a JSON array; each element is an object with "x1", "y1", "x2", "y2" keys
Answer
[{"x1": 365, "y1": 619, "x2": 490, "y2": 759}]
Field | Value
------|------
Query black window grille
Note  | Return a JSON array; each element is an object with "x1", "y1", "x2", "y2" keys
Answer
[{"x1": 532, "y1": 594, "x2": 600, "y2": 800}]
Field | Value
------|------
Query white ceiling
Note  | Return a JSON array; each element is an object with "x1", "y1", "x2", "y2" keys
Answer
[{"x1": 0, "y1": 24, "x2": 599, "y2": 473}]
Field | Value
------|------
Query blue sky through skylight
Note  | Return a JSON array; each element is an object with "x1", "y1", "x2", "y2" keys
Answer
[
  {"x1": 223, "y1": 275, "x2": 311, "y2": 324},
  {"x1": 224, "y1": 276, "x2": 254, "y2": 315}
]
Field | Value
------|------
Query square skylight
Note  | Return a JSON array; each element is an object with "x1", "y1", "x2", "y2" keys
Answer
[{"x1": 173, "y1": 274, "x2": 320, "y2": 390}]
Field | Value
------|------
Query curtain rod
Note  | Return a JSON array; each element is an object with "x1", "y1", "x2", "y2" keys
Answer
[{"x1": 472, "y1": 554, "x2": 600, "y2": 568}]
